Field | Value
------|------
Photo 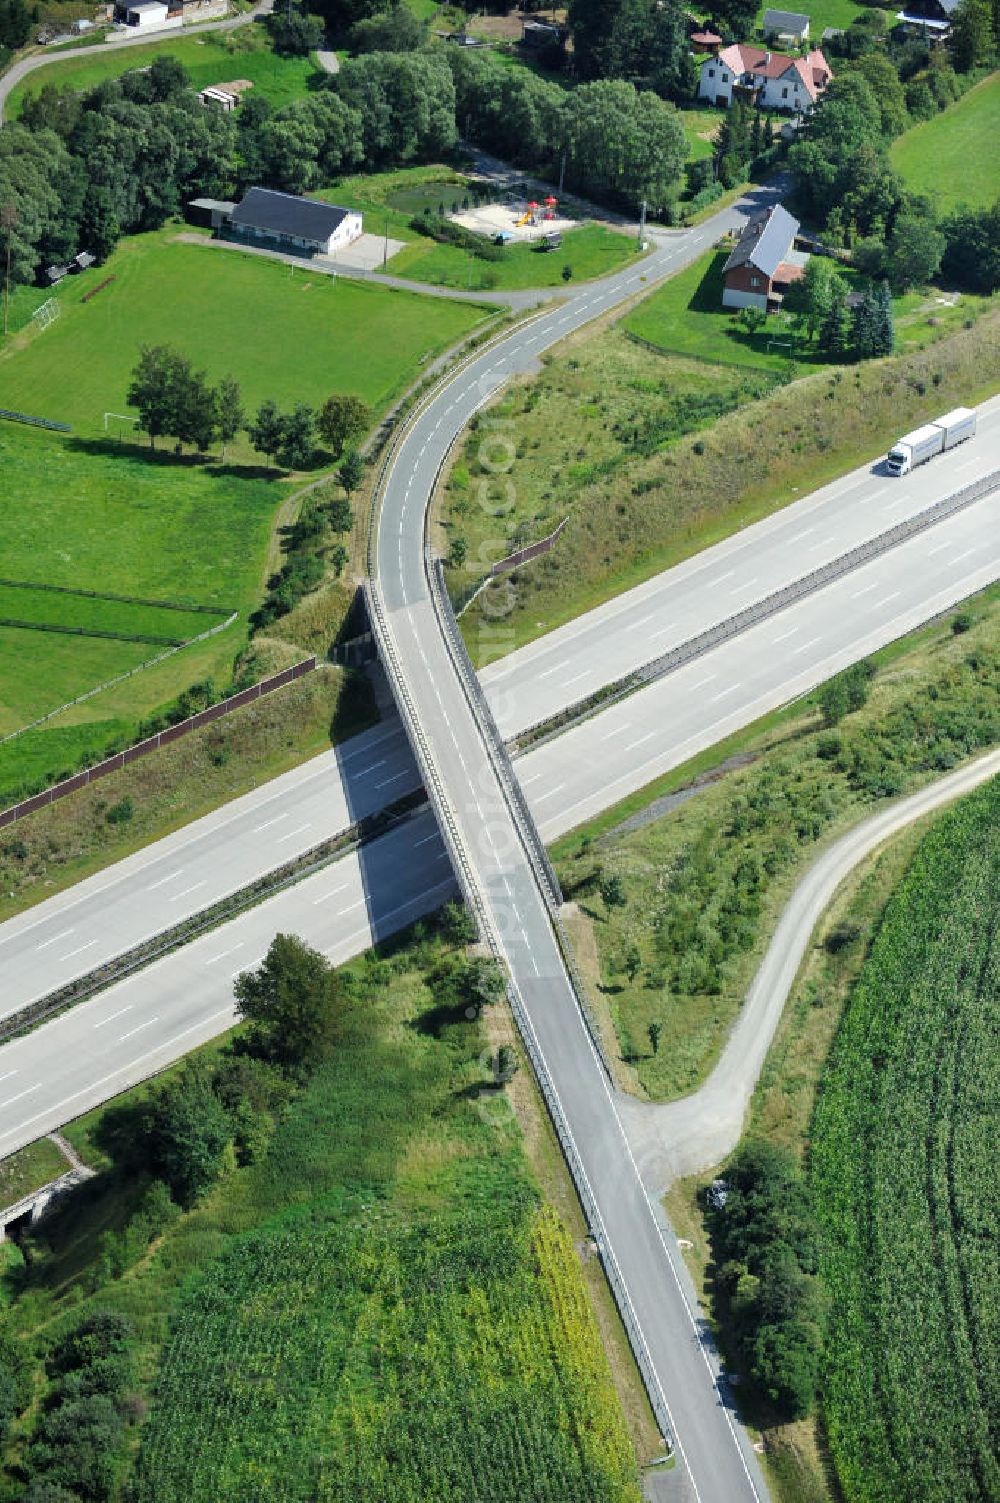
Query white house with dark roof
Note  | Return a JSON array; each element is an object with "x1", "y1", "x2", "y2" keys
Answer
[
  {"x1": 721, "y1": 204, "x2": 807, "y2": 311},
  {"x1": 697, "y1": 43, "x2": 832, "y2": 111},
  {"x1": 762, "y1": 8, "x2": 810, "y2": 42},
  {"x1": 895, "y1": 0, "x2": 959, "y2": 31},
  {"x1": 227, "y1": 188, "x2": 363, "y2": 259}
]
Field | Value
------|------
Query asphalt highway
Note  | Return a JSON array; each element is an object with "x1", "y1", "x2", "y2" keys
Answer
[
  {"x1": 3, "y1": 450, "x2": 997, "y2": 1017},
  {"x1": 1, "y1": 185, "x2": 998, "y2": 1499},
  {"x1": 2, "y1": 485, "x2": 995, "y2": 1160},
  {"x1": 483, "y1": 396, "x2": 1000, "y2": 736}
]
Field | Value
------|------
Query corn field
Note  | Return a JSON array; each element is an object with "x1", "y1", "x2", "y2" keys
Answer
[
  {"x1": 811, "y1": 778, "x2": 1000, "y2": 1503},
  {"x1": 131, "y1": 1202, "x2": 640, "y2": 1502}
]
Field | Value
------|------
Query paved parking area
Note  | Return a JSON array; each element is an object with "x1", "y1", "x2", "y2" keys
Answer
[{"x1": 319, "y1": 233, "x2": 405, "y2": 272}]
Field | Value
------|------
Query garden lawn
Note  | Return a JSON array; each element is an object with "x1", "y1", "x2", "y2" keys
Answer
[
  {"x1": 889, "y1": 70, "x2": 1000, "y2": 211},
  {"x1": 6, "y1": 28, "x2": 323, "y2": 117},
  {"x1": 0, "y1": 232, "x2": 492, "y2": 437},
  {"x1": 623, "y1": 249, "x2": 821, "y2": 372},
  {"x1": 678, "y1": 106, "x2": 722, "y2": 162}
]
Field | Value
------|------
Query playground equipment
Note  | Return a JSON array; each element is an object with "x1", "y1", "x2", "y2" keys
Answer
[{"x1": 544, "y1": 195, "x2": 558, "y2": 219}]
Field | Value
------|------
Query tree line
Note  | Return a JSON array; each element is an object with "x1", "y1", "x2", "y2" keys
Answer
[
  {"x1": 790, "y1": 9, "x2": 1000, "y2": 294},
  {"x1": 0, "y1": 39, "x2": 691, "y2": 295},
  {"x1": 127, "y1": 344, "x2": 370, "y2": 472}
]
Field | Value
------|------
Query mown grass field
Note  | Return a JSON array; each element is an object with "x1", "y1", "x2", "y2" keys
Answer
[
  {"x1": 6, "y1": 931, "x2": 643, "y2": 1502},
  {"x1": 6, "y1": 26, "x2": 324, "y2": 118},
  {"x1": 0, "y1": 420, "x2": 276, "y2": 777},
  {"x1": 0, "y1": 231, "x2": 489, "y2": 791},
  {"x1": 325, "y1": 165, "x2": 642, "y2": 291},
  {"x1": 0, "y1": 232, "x2": 492, "y2": 436},
  {"x1": 890, "y1": 69, "x2": 1000, "y2": 211},
  {"x1": 445, "y1": 302, "x2": 1000, "y2": 662},
  {"x1": 812, "y1": 780, "x2": 1000, "y2": 1503},
  {"x1": 550, "y1": 590, "x2": 1000, "y2": 1100}
]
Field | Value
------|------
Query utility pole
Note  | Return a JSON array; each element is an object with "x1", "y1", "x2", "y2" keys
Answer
[
  {"x1": 637, "y1": 198, "x2": 647, "y2": 251},
  {"x1": 1, "y1": 202, "x2": 16, "y2": 340},
  {"x1": 558, "y1": 147, "x2": 566, "y2": 195}
]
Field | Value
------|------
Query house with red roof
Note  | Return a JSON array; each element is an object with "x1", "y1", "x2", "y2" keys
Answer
[{"x1": 697, "y1": 43, "x2": 832, "y2": 112}]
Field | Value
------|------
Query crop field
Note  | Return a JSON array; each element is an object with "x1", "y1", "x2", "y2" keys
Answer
[
  {"x1": 812, "y1": 779, "x2": 1000, "y2": 1503},
  {"x1": 11, "y1": 935, "x2": 641, "y2": 1501},
  {"x1": 6, "y1": 28, "x2": 323, "y2": 118},
  {"x1": 0, "y1": 233, "x2": 492, "y2": 437},
  {"x1": 326, "y1": 167, "x2": 641, "y2": 291},
  {"x1": 134, "y1": 1204, "x2": 639, "y2": 1502},
  {"x1": 890, "y1": 70, "x2": 1000, "y2": 211}
]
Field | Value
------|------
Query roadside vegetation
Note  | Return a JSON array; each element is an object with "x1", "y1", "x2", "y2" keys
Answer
[
  {"x1": 0, "y1": 922, "x2": 644, "y2": 1502},
  {"x1": 442, "y1": 301, "x2": 1000, "y2": 660},
  {"x1": 551, "y1": 588, "x2": 1000, "y2": 1099},
  {"x1": 0, "y1": 662, "x2": 375, "y2": 924}
]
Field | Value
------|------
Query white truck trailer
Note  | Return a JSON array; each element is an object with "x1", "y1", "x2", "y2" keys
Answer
[{"x1": 886, "y1": 407, "x2": 976, "y2": 476}]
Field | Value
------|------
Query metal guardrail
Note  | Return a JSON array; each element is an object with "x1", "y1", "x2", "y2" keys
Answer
[
  {"x1": 511, "y1": 463, "x2": 1000, "y2": 753},
  {"x1": 427, "y1": 553, "x2": 618, "y2": 1083},
  {"x1": 364, "y1": 307, "x2": 676, "y2": 1452},
  {"x1": 428, "y1": 556, "x2": 563, "y2": 908}
]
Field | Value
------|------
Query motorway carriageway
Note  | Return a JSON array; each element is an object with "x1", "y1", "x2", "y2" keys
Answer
[
  {"x1": 0, "y1": 398, "x2": 997, "y2": 1158},
  {"x1": 1, "y1": 413, "x2": 998, "y2": 1022}
]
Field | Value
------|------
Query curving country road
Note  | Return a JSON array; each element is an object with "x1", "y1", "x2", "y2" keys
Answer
[
  {"x1": 0, "y1": 0, "x2": 272, "y2": 121},
  {"x1": 367, "y1": 211, "x2": 777, "y2": 1501},
  {"x1": 620, "y1": 744, "x2": 1000, "y2": 1190}
]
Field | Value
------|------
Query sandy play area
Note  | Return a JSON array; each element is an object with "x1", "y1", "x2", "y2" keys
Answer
[{"x1": 450, "y1": 202, "x2": 579, "y2": 243}]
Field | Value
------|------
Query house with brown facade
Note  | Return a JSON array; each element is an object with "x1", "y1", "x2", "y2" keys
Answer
[{"x1": 721, "y1": 204, "x2": 808, "y2": 312}]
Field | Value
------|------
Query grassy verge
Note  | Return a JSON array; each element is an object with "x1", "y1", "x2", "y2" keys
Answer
[
  {"x1": 5, "y1": 25, "x2": 323, "y2": 118},
  {"x1": 2, "y1": 925, "x2": 647, "y2": 1501},
  {"x1": 444, "y1": 300, "x2": 1000, "y2": 662},
  {"x1": 549, "y1": 581, "x2": 1000, "y2": 1100},
  {"x1": 0, "y1": 1138, "x2": 69, "y2": 1210},
  {"x1": 889, "y1": 68, "x2": 1000, "y2": 211},
  {"x1": 0, "y1": 662, "x2": 376, "y2": 925}
]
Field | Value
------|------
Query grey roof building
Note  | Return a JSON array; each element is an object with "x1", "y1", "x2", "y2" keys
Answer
[
  {"x1": 721, "y1": 204, "x2": 806, "y2": 311},
  {"x1": 231, "y1": 189, "x2": 351, "y2": 246},
  {"x1": 763, "y1": 7, "x2": 810, "y2": 38}
]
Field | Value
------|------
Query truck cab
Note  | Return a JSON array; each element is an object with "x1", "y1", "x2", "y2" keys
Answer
[{"x1": 886, "y1": 444, "x2": 910, "y2": 477}]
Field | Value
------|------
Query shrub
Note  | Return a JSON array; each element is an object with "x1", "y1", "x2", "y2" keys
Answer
[{"x1": 105, "y1": 796, "x2": 134, "y2": 826}]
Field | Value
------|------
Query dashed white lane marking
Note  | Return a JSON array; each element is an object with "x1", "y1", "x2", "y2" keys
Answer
[
  {"x1": 533, "y1": 783, "x2": 566, "y2": 803},
  {"x1": 850, "y1": 583, "x2": 878, "y2": 599},
  {"x1": 169, "y1": 882, "x2": 207, "y2": 903},
  {"x1": 252, "y1": 814, "x2": 288, "y2": 834},
  {"x1": 120, "y1": 1017, "x2": 159, "y2": 1043},
  {"x1": 60, "y1": 940, "x2": 98, "y2": 961},
  {"x1": 276, "y1": 824, "x2": 311, "y2": 845},
  {"x1": 773, "y1": 626, "x2": 798, "y2": 643},
  {"x1": 35, "y1": 928, "x2": 75, "y2": 951},
  {"x1": 205, "y1": 943, "x2": 245, "y2": 964},
  {"x1": 93, "y1": 1006, "x2": 132, "y2": 1030}
]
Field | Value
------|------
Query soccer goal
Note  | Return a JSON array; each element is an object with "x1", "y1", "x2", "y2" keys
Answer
[
  {"x1": 104, "y1": 411, "x2": 140, "y2": 442},
  {"x1": 32, "y1": 297, "x2": 61, "y2": 332}
]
